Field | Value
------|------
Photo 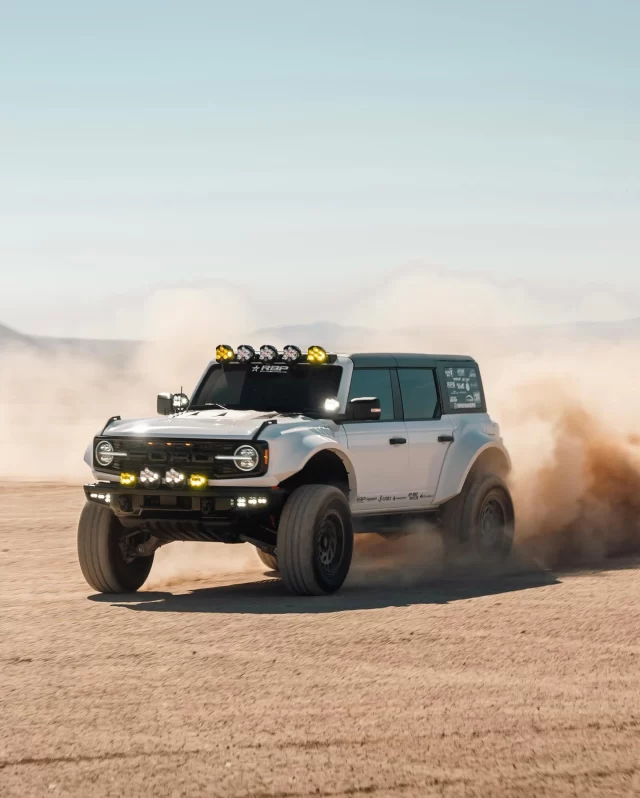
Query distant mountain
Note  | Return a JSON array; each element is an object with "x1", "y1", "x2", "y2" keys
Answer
[{"x1": 2, "y1": 316, "x2": 639, "y2": 364}]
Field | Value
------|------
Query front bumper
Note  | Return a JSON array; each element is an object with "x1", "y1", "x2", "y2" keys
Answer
[{"x1": 84, "y1": 482, "x2": 286, "y2": 547}]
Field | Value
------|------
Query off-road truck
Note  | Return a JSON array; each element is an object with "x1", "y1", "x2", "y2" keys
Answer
[{"x1": 79, "y1": 344, "x2": 514, "y2": 596}]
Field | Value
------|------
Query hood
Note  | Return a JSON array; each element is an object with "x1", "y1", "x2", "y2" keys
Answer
[{"x1": 102, "y1": 409, "x2": 283, "y2": 440}]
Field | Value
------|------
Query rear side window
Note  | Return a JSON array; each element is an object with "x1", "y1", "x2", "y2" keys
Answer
[
  {"x1": 398, "y1": 368, "x2": 439, "y2": 420},
  {"x1": 347, "y1": 368, "x2": 394, "y2": 421},
  {"x1": 441, "y1": 364, "x2": 485, "y2": 412}
]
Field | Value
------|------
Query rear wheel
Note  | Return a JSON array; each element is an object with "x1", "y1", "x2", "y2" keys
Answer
[
  {"x1": 277, "y1": 485, "x2": 353, "y2": 595},
  {"x1": 441, "y1": 473, "x2": 514, "y2": 563},
  {"x1": 77, "y1": 501, "x2": 154, "y2": 593},
  {"x1": 255, "y1": 547, "x2": 279, "y2": 572}
]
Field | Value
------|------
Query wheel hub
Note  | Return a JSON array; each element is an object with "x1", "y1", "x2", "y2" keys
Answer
[{"x1": 479, "y1": 498, "x2": 506, "y2": 549}]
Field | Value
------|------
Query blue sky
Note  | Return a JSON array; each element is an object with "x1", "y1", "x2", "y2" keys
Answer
[{"x1": 1, "y1": 1, "x2": 639, "y2": 336}]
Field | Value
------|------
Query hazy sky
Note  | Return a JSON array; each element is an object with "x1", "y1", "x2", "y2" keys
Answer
[{"x1": 1, "y1": 1, "x2": 639, "y2": 337}]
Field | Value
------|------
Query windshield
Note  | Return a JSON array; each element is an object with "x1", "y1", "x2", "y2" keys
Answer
[{"x1": 190, "y1": 363, "x2": 343, "y2": 414}]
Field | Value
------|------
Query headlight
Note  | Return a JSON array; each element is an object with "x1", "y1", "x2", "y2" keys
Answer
[
  {"x1": 95, "y1": 440, "x2": 115, "y2": 467},
  {"x1": 234, "y1": 445, "x2": 260, "y2": 471}
]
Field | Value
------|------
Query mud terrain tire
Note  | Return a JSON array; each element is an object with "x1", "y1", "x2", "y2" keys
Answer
[
  {"x1": 255, "y1": 548, "x2": 279, "y2": 572},
  {"x1": 77, "y1": 501, "x2": 154, "y2": 593},
  {"x1": 277, "y1": 485, "x2": 353, "y2": 595},
  {"x1": 441, "y1": 473, "x2": 514, "y2": 563}
]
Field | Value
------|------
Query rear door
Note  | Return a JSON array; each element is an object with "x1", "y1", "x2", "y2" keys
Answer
[
  {"x1": 343, "y1": 367, "x2": 410, "y2": 511},
  {"x1": 397, "y1": 367, "x2": 454, "y2": 506}
]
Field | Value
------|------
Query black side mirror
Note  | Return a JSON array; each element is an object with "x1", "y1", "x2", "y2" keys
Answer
[
  {"x1": 157, "y1": 393, "x2": 189, "y2": 415},
  {"x1": 347, "y1": 396, "x2": 382, "y2": 422}
]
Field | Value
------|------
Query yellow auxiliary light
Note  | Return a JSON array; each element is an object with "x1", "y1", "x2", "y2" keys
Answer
[
  {"x1": 216, "y1": 344, "x2": 235, "y2": 363},
  {"x1": 307, "y1": 345, "x2": 328, "y2": 363},
  {"x1": 188, "y1": 474, "x2": 208, "y2": 489},
  {"x1": 120, "y1": 473, "x2": 137, "y2": 487}
]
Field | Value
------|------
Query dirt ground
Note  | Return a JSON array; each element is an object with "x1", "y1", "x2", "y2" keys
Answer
[{"x1": 1, "y1": 484, "x2": 640, "y2": 798}]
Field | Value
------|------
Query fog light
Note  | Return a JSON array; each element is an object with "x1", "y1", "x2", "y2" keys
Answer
[
  {"x1": 248, "y1": 497, "x2": 258, "y2": 505},
  {"x1": 166, "y1": 468, "x2": 186, "y2": 487},
  {"x1": 139, "y1": 467, "x2": 161, "y2": 487},
  {"x1": 236, "y1": 497, "x2": 247, "y2": 508},
  {"x1": 188, "y1": 474, "x2": 208, "y2": 489},
  {"x1": 120, "y1": 473, "x2": 137, "y2": 487},
  {"x1": 258, "y1": 497, "x2": 268, "y2": 505}
]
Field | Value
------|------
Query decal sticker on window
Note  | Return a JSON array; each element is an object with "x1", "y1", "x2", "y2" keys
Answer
[{"x1": 445, "y1": 366, "x2": 483, "y2": 410}]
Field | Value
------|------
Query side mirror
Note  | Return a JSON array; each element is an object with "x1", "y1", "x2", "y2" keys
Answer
[
  {"x1": 157, "y1": 392, "x2": 189, "y2": 415},
  {"x1": 347, "y1": 397, "x2": 382, "y2": 422}
]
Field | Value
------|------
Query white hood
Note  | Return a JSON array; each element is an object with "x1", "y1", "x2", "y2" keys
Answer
[{"x1": 103, "y1": 409, "x2": 281, "y2": 440}]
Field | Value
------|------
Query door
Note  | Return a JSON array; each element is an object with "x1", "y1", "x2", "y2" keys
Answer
[
  {"x1": 343, "y1": 368, "x2": 410, "y2": 511},
  {"x1": 397, "y1": 368, "x2": 454, "y2": 506}
]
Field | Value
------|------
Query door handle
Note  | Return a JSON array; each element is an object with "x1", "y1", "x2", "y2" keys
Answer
[
  {"x1": 389, "y1": 437, "x2": 407, "y2": 445},
  {"x1": 438, "y1": 434, "x2": 454, "y2": 443}
]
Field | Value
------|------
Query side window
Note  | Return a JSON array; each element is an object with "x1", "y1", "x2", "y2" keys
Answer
[
  {"x1": 398, "y1": 368, "x2": 439, "y2": 421},
  {"x1": 347, "y1": 368, "x2": 395, "y2": 421}
]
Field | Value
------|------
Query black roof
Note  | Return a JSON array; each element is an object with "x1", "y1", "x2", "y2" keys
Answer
[{"x1": 348, "y1": 352, "x2": 476, "y2": 368}]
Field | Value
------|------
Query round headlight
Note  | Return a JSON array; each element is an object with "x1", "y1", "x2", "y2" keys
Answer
[
  {"x1": 95, "y1": 440, "x2": 115, "y2": 467},
  {"x1": 234, "y1": 445, "x2": 260, "y2": 471}
]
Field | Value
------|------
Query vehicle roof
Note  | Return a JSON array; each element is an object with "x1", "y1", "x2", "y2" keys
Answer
[{"x1": 346, "y1": 352, "x2": 477, "y2": 367}]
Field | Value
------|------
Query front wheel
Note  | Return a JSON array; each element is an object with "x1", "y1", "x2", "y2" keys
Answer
[
  {"x1": 77, "y1": 501, "x2": 154, "y2": 593},
  {"x1": 277, "y1": 485, "x2": 353, "y2": 595},
  {"x1": 441, "y1": 473, "x2": 514, "y2": 563}
]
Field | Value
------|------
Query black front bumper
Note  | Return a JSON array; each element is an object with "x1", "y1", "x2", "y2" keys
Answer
[{"x1": 84, "y1": 482, "x2": 286, "y2": 546}]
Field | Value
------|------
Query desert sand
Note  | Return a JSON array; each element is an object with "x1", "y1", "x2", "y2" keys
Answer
[{"x1": 1, "y1": 483, "x2": 639, "y2": 797}]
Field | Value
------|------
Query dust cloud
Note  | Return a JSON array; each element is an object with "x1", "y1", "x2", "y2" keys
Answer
[{"x1": 1, "y1": 272, "x2": 639, "y2": 582}]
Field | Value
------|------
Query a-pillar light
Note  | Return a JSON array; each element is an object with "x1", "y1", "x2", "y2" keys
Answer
[{"x1": 259, "y1": 345, "x2": 278, "y2": 362}]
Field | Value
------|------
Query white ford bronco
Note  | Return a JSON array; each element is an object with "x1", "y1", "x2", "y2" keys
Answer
[{"x1": 79, "y1": 344, "x2": 514, "y2": 596}]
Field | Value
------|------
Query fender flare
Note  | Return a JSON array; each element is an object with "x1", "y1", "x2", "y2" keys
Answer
[{"x1": 434, "y1": 436, "x2": 511, "y2": 505}]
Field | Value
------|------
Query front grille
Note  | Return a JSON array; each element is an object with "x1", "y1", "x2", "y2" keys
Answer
[{"x1": 96, "y1": 437, "x2": 266, "y2": 479}]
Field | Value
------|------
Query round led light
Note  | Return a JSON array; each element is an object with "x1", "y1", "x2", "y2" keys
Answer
[
  {"x1": 307, "y1": 345, "x2": 328, "y2": 363},
  {"x1": 95, "y1": 440, "x2": 115, "y2": 467},
  {"x1": 139, "y1": 467, "x2": 161, "y2": 487},
  {"x1": 259, "y1": 345, "x2": 278, "y2": 363},
  {"x1": 323, "y1": 397, "x2": 341, "y2": 413},
  {"x1": 172, "y1": 393, "x2": 189, "y2": 411},
  {"x1": 236, "y1": 345, "x2": 256, "y2": 362},
  {"x1": 282, "y1": 345, "x2": 302, "y2": 363},
  {"x1": 234, "y1": 445, "x2": 260, "y2": 471},
  {"x1": 216, "y1": 344, "x2": 235, "y2": 363},
  {"x1": 166, "y1": 468, "x2": 186, "y2": 487}
]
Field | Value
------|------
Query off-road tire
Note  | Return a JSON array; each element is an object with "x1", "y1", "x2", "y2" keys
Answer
[
  {"x1": 255, "y1": 548, "x2": 279, "y2": 572},
  {"x1": 277, "y1": 485, "x2": 353, "y2": 596},
  {"x1": 441, "y1": 472, "x2": 514, "y2": 563},
  {"x1": 77, "y1": 501, "x2": 154, "y2": 593}
]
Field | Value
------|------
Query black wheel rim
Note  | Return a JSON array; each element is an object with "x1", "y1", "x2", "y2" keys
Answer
[
  {"x1": 479, "y1": 496, "x2": 507, "y2": 551},
  {"x1": 315, "y1": 510, "x2": 345, "y2": 578}
]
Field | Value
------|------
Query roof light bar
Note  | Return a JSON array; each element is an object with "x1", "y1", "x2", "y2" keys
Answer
[{"x1": 216, "y1": 344, "x2": 235, "y2": 363}]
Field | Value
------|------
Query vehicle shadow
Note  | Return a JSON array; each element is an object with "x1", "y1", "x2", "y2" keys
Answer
[{"x1": 89, "y1": 565, "x2": 561, "y2": 616}]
